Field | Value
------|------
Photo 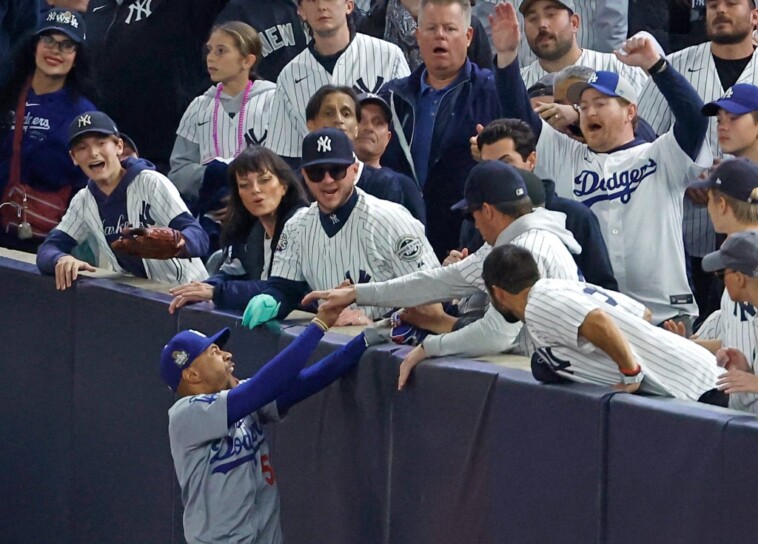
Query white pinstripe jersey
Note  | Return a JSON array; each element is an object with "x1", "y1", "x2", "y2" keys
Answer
[
  {"x1": 637, "y1": 43, "x2": 758, "y2": 256},
  {"x1": 534, "y1": 124, "x2": 705, "y2": 323},
  {"x1": 56, "y1": 170, "x2": 207, "y2": 284},
  {"x1": 521, "y1": 48, "x2": 648, "y2": 97},
  {"x1": 271, "y1": 189, "x2": 437, "y2": 319},
  {"x1": 695, "y1": 289, "x2": 758, "y2": 413},
  {"x1": 265, "y1": 33, "x2": 411, "y2": 157},
  {"x1": 175, "y1": 81, "x2": 276, "y2": 164},
  {"x1": 525, "y1": 278, "x2": 720, "y2": 401}
]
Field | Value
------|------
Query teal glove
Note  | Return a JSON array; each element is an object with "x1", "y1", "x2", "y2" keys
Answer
[{"x1": 241, "y1": 294, "x2": 281, "y2": 329}]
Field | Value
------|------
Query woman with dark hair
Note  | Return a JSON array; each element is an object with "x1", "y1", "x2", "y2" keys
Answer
[
  {"x1": 0, "y1": 9, "x2": 96, "y2": 251},
  {"x1": 169, "y1": 146, "x2": 308, "y2": 313}
]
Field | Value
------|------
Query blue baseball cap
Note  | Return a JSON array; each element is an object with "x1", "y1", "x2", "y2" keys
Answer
[
  {"x1": 451, "y1": 161, "x2": 528, "y2": 212},
  {"x1": 37, "y1": 8, "x2": 86, "y2": 43},
  {"x1": 68, "y1": 111, "x2": 120, "y2": 148},
  {"x1": 690, "y1": 158, "x2": 758, "y2": 203},
  {"x1": 567, "y1": 70, "x2": 638, "y2": 105},
  {"x1": 160, "y1": 328, "x2": 231, "y2": 392},
  {"x1": 358, "y1": 93, "x2": 392, "y2": 123},
  {"x1": 301, "y1": 128, "x2": 355, "y2": 168},
  {"x1": 702, "y1": 231, "x2": 758, "y2": 277},
  {"x1": 701, "y1": 84, "x2": 758, "y2": 116}
]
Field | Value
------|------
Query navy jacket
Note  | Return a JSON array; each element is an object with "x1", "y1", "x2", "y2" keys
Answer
[{"x1": 379, "y1": 60, "x2": 501, "y2": 258}]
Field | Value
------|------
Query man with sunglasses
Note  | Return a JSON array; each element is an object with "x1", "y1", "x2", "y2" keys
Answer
[{"x1": 240, "y1": 128, "x2": 438, "y2": 329}]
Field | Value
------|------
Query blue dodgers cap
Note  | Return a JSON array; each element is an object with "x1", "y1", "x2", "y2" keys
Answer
[
  {"x1": 37, "y1": 8, "x2": 86, "y2": 43},
  {"x1": 301, "y1": 128, "x2": 355, "y2": 168},
  {"x1": 67, "y1": 111, "x2": 119, "y2": 148},
  {"x1": 702, "y1": 84, "x2": 758, "y2": 116},
  {"x1": 567, "y1": 70, "x2": 638, "y2": 105},
  {"x1": 690, "y1": 158, "x2": 758, "y2": 203},
  {"x1": 160, "y1": 328, "x2": 231, "y2": 391},
  {"x1": 702, "y1": 231, "x2": 758, "y2": 277},
  {"x1": 451, "y1": 161, "x2": 529, "y2": 212}
]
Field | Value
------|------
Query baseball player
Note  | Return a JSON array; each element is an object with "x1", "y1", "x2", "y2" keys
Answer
[
  {"x1": 264, "y1": 0, "x2": 410, "y2": 161},
  {"x1": 701, "y1": 231, "x2": 758, "y2": 410},
  {"x1": 479, "y1": 244, "x2": 724, "y2": 404},
  {"x1": 303, "y1": 160, "x2": 583, "y2": 378},
  {"x1": 163, "y1": 299, "x2": 376, "y2": 544},
  {"x1": 241, "y1": 128, "x2": 438, "y2": 328},
  {"x1": 170, "y1": 21, "x2": 276, "y2": 208},
  {"x1": 637, "y1": 0, "x2": 758, "y2": 321},
  {"x1": 492, "y1": 2, "x2": 711, "y2": 325},
  {"x1": 36, "y1": 112, "x2": 209, "y2": 288}
]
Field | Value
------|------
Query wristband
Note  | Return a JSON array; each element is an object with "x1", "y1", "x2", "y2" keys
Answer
[
  {"x1": 311, "y1": 317, "x2": 329, "y2": 332},
  {"x1": 620, "y1": 365, "x2": 642, "y2": 376},
  {"x1": 647, "y1": 57, "x2": 666, "y2": 75}
]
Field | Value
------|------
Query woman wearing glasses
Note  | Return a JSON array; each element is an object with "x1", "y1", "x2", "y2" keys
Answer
[{"x1": 0, "y1": 9, "x2": 96, "y2": 251}]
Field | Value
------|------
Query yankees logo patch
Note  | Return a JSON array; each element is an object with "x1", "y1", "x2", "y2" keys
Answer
[
  {"x1": 125, "y1": 0, "x2": 153, "y2": 24},
  {"x1": 317, "y1": 136, "x2": 331, "y2": 153},
  {"x1": 77, "y1": 114, "x2": 92, "y2": 127},
  {"x1": 394, "y1": 235, "x2": 422, "y2": 261},
  {"x1": 573, "y1": 158, "x2": 658, "y2": 207}
]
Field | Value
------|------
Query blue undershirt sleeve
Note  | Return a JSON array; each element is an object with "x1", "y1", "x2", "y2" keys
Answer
[
  {"x1": 36, "y1": 229, "x2": 79, "y2": 274},
  {"x1": 169, "y1": 212, "x2": 209, "y2": 258}
]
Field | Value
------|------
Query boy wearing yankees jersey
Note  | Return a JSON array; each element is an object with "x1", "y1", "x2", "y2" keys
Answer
[
  {"x1": 701, "y1": 231, "x2": 758, "y2": 411},
  {"x1": 492, "y1": 3, "x2": 711, "y2": 325},
  {"x1": 483, "y1": 244, "x2": 724, "y2": 404},
  {"x1": 265, "y1": 0, "x2": 410, "y2": 162},
  {"x1": 37, "y1": 112, "x2": 209, "y2": 288},
  {"x1": 241, "y1": 128, "x2": 438, "y2": 329}
]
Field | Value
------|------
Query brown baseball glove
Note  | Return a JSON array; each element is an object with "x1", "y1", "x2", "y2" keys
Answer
[{"x1": 110, "y1": 226, "x2": 185, "y2": 260}]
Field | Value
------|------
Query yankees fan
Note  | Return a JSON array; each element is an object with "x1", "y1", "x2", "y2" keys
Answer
[
  {"x1": 163, "y1": 299, "x2": 377, "y2": 544},
  {"x1": 480, "y1": 244, "x2": 724, "y2": 404},
  {"x1": 265, "y1": 0, "x2": 410, "y2": 161},
  {"x1": 701, "y1": 231, "x2": 758, "y2": 412},
  {"x1": 241, "y1": 128, "x2": 438, "y2": 329},
  {"x1": 170, "y1": 21, "x2": 275, "y2": 210},
  {"x1": 37, "y1": 112, "x2": 209, "y2": 288},
  {"x1": 492, "y1": 2, "x2": 711, "y2": 325},
  {"x1": 637, "y1": 0, "x2": 758, "y2": 323}
]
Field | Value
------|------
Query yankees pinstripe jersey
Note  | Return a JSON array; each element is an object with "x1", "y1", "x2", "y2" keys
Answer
[
  {"x1": 695, "y1": 289, "x2": 758, "y2": 413},
  {"x1": 175, "y1": 81, "x2": 276, "y2": 164},
  {"x1": 56, "y1": 169, "x2": 207, "y2": 284},
  {"x1": 637, "y1": 43, "x2": 758, "y2": 256},
  {"x1": 271, "y1": 188, "x2": 437, "y2": 319},
  {"x1": 521, "y1": 48, "x2": 648, "y2": 97},
  {"x1": 534, "y1": 125, "x2": 705, "y2": 323},
  {"x1": 265, "y1": 33, "x2": 411, "y2": 158},
  {"x1": 525, "y1": 278, "x2": 720, "y2": 401}
]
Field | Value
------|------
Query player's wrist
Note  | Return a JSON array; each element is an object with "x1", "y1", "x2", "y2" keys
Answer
[
  {"x1": 311, "y1": 317, "x2": 329, "y2": 332},
  {"x1": 620, "y1": 364, "x2": 644, "y2": 385}
]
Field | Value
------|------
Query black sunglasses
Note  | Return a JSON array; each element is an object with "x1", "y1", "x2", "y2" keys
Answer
[{"x1": 304, "y1": 164, "x2": 349, "y2": 183}]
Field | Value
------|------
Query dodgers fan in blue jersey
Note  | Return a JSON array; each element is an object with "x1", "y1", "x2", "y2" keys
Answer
[{"x1": 163, "y1": 298, "x2": 383, "y2": 544}]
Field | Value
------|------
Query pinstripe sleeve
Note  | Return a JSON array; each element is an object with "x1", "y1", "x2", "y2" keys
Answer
[
  {"x1": 391, "y1": 45, "x2": 411, "y2": 80},
  {"x1": 270, "y1": 211, "x2": 306, "y2": 282},
  {"x1": 371, "y1": 205, "x2": 438, "y2": 276},
  {"x1": 55, "y1": 189, "x2": 91, "y2": 244},
  {"x1": 142, "y1": 173, "x2": 192, "y2": 226},
  {"x1": 693, "y1": 309, "x2": 723, "y2": 340},
  {"x1": 176, "y1": 96, "x2": 202, "y2": 143},
  {"x1": 265, "y1": 73, "x2": 301, "y2": 158},
  {"x1": 526, "y1": 287, "x2": 601, "y2": 351}
]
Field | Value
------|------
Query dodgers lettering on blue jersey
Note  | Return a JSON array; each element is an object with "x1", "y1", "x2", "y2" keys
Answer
[
  {"x1": 573, "y1": 159, "x2": 658, "y2": 207},
  {"x1": 209, "y1": 420, "x2": 266, "y2": 475}
]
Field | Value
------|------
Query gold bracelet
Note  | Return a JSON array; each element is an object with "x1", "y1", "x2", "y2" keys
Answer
[{"x1": 311, "y1": 317, "x2": 329, "y2": 332}]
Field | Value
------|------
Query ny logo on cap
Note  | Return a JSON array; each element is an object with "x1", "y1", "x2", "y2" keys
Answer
[
  {"x1": 48, "y1": 10, "x2": 78, "y2": 27},
  {"x1": 724, "y1": 87, "x2": 734, "y2": 99},
  {"x1": 588, "y1": 73, "x2": 598, "y2": 84},
  {"x1": 77, "y1": 114, "x2": 91, "y2": 127},
  {"x1": 172, "y1": 350, "x2": 189, "y2": 367},
  {"x1": 317, "y1": 136, "x2": 332, "y2": 153}
]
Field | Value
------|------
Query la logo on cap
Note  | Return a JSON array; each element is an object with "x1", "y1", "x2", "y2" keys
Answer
[
  {"x1": 48, "y1": 10, "x2": 78, "y2": 27},
  {"x1": 78, "y1": 114, "x2": 92, "y2": 127},
  {"x1": 724, "y1": 87, "x2": 734, "y2": 99},
  {"x1": 588, "y1": 73, "x2": 598, "y2": 84},
  {"x1": 317, "y1": 136, "x2": 332, "y2": 153}
]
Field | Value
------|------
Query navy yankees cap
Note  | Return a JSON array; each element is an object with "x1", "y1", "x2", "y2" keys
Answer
[
  {"x1": 515, "y1": 168, "x2": 546, "y2": 206},
  {"x1": 68, "y1": 111, "x2": 119, "y2": 148},
  {"x1": 567, "y1": 70, "x2": 637, "y2": 105},
  {"x1": 702, "y1": 231, "x2": 758, "y2": 277},
  {"x1": 37, "y1": 8, "x2": 86, "y2": 43},
  {"x1": 451, "y1": 161, "x2": 529, "y2": 212},
  {"x1": 358, "y1": 93, "x2": 392, "y2": 123},
  {"x1": 701, "y1": 84, "x2": 758, "y2": 116},
  {"x1": 690, "y1": 158, "x2": 758, "y2": 203},
  {"x1": 160, "y1": 328, "x2": 231, "y2": 392},
  {"x1": 519, "y1": 0, "x2": 575, "y2": 14},
  {"x1": 301, "y1": 128, "x2": 355, "y2": 168}
]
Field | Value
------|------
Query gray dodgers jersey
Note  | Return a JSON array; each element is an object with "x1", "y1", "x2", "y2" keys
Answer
[{"x1": 169, "y1": 389, "x2": 282, "y2": 544}]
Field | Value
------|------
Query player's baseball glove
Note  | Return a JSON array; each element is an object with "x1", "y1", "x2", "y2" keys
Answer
[{"x1": 110, "y1": 226, "x2": 185, "y2": 260}]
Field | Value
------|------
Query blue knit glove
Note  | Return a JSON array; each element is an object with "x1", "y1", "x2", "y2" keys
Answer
[{"x1": 242, "y1": 294, "x2": 281, "y2": 329}]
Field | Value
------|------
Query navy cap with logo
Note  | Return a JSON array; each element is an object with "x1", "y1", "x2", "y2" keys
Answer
[
  {"x1": 519, "y1": 0, "x2": 575, "y2": 14},
  {"x1": 358, "y1": 93, "x2": 392, "y2": 123},
  {"x1": 160, "y1": 328, "x2": 231, "y2": 392},
  {"x1": 702, "y1": 231, "x2": 758, "y2": 278},
  {"x1": 37, "y1": 8, "x2": 86, "y2": 43},
  {"x1": 515, "y1": 168, "x2": 547, "y2": 206},
  {"x1": 301, "y1": 127, "x2": 355, "y2": 168},
  {"x1": 67, "y1": 111, "x2": 119, "y2": 148},
  {"x1": 567, "y1": 70, "x2": 637, "y2": 105},
  {"x1": 690, "y1": 158, "x2": 758, "y2": 203},
  {"x1": 451, "y1": 161, "x2": 529, "y2": 212},
  {"x1": 701, "y1": 84, "x2": 758, "y2": 116}
]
